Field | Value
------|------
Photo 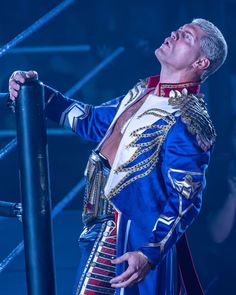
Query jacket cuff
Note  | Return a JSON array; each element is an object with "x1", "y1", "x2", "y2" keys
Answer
[
  {"x1": 136, "y1": 250, "x2": 156, "y2": 270},
  {"x1": 43, "y1": 85, "x2": 74, "y2": 124}
]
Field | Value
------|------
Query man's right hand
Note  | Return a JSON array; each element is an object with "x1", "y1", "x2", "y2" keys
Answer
[{"x1": 9, "y1": 70, "x2": 39, "y2": 100}]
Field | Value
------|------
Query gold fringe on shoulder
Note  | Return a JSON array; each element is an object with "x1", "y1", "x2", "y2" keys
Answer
[{"x1": 168, "y1": 89, "x2": 216, "y2": 151}]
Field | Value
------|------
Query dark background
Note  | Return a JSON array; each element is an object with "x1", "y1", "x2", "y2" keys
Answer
[{"x1": 0, "y1": 0, "x2": 235, "y2": 294}]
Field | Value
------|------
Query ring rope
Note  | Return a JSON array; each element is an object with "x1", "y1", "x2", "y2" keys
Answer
[
  {"x1": 0, "y1": 177, "x2": 85, "y2": 273},
  {"x1": 0, "y1": 0, "x2": 76, "y2": 58}
]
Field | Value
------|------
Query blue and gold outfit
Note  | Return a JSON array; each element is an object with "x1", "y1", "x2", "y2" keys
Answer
[{"x1": 44, "y1": 75, "x2": 216, "y2": 295}]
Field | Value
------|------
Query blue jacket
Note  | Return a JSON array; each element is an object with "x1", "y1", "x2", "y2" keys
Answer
[{"x1": 44, "y1": 75, "x2": 214, "y2": 270}]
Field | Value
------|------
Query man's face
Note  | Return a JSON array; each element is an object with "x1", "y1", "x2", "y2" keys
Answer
[{"x1": 155, "y1": 23, "x2": 207, "y2": 72}]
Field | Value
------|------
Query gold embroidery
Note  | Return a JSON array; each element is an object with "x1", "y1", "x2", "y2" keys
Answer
[
  {"x1": 116, "y1": 111, "x2": 175, "y2": 173},
  {"x1": 142, "y1": 168, "x2": 203, "y2": 252},
  {"x1": 132, "y1": 77, "x2": 199, "y2": 97},
  {"x1": 144, "y1": 203, "x2": 194, "y2": 252},
  {"x1": 106, "y1": 110, "x2": 176, "y2": 200},
  {"x1": 168, "y1": 90, "x2": 216, "y2": 149},
  {"x1": 124, "y1": 79, "x2": 148, "y2": 106},
  {"x1": 125, "y1": 85, "x2": 140, "y2": 106},
  {"x1": 130, "y1": 129, "x2": 164, "y2": 139},
  {"x1": 160, "y1": 81, "x2": 199, "y2": 97},
  {"x1": 173, "y1": 175, "x2": 202, "y2": 199},
  {"x1": 168, "y1": 168, "x2": 203, "y2": 199},
  {"x1": 107, "y1": 156, "x2": 160, "y2": 200},
  {"x1": 137, "y1": 108, "x2": 173, "y2": 121},
  {"x1": 168, "y1": 168, "x2": 203, "y2": 176}
]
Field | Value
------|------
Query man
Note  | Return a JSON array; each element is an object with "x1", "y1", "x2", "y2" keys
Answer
[{"x1": 9, "y1": 18, "x2": 227, "y2": 295}]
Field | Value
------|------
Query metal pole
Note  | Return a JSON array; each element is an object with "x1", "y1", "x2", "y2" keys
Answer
[{"x1": 15, "y1": 80, "x2": 56, "y2": 295}]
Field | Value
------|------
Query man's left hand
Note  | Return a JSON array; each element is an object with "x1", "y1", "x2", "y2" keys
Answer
[{"x1": 110, "y1": 251, "x2": 152, "y2": 288}]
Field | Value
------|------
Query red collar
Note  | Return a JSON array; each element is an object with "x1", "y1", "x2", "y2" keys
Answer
[{"x1": 147, "y1": 75, "x2": 200, "y2": 97}]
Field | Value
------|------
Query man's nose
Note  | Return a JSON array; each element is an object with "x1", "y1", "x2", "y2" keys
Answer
[{"x1": 171, "y1": 31, "x2": 179, "y2": 40}]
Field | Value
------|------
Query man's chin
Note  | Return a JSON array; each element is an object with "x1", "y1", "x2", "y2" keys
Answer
[
  {"x1": 155, "y1": 48, "x2": 163, "y2": 61},
  {"x1": 155, "y1": 48, "x2": 160, "y2": 57}
]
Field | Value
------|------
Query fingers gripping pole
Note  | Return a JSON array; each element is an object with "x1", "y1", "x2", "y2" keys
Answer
[{"x1": 15, "y1": 80, "x2": 56, "y2": 295}]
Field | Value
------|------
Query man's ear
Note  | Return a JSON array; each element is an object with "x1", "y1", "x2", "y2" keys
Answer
[{"x1": 193, "y1": 57, "x2": 210, "y2": 70}]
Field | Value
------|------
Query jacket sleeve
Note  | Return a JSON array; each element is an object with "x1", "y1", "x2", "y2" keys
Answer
[
  {"x1": 138, "y1": 119, "x2": 211, "y2": 266},
  {"x1": 44, "y1": 85, "x2": 124, "y2": 142}
]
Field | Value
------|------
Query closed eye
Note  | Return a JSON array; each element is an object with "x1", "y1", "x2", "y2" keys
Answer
[
  {"x1": 184, "y1": 32, "x2": 193, "y2": 40},
  {"x1": 178, "y1": 26, "x2": 195, "y2": 41}
]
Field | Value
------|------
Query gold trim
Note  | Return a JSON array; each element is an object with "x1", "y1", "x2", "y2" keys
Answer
[
  {"x1": 142, "y1": 168, "x2": 203, "y2": 253},
  {"x1": 77, "y1": 220, "x2": 117, "y2": 295},
  {"x1": 106, "y1": 110, "x2": 176, "y2": 200},
  {"x1": 160, "y1": 81, "x2": 199, "y2": 97},
  {"x1": 168, "y1": 168, "x2": 203, "y2": 176},
  {"x1": 76, "y1": 222, "x2": 107, "y2": 295},
  {"x1": 143, "y1": 200, "x2": 194, "y2": 251},
  {"x1": 136, "y1": 250, "x2": 155, "y2": 269},
  {"x1": 107, "y1": 154, "x2": 159, "y2": 200},
  {"x1": 125, "y1": 85, "x2": 140, "y2": 106},
  {"x1": 168, "y1": 92, "x2": 216, "y2": 149},
  {"x1": 168, "y1": 168, "x2": 203, "y2": 200}
]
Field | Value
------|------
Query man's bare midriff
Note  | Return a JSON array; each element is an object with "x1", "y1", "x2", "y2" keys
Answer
[{"x1": 100, "y1": 92, "x2": 152, "y2": 166}]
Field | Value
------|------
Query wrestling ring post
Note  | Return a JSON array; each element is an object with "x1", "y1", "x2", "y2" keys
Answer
[
  {"x1": 15, "y1": 80, "x2": 56, "y2": 295},
  {"x1": 0, "y1": 1, "x2": 125, "y2": 288},
  {"x1": 0, "y1": 45, "x2": 125, "y2": 274}
]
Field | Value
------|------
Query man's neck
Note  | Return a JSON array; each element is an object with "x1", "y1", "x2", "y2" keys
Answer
[{"x1": 158, "y1": 68, "x2": 200, "y2": 84}]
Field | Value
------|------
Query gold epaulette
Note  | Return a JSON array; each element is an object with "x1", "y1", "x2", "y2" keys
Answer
[{"x1": 168, "y1": 89, "x2": 216, "y2": 151}]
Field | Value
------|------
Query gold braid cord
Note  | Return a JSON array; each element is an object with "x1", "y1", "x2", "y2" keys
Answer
[
  {"x1": 106, "y1": 110, "x2": 176, "y2": 200},
  {"x1": 168, "y1": 90, "x2": 216, "y2": 151}
]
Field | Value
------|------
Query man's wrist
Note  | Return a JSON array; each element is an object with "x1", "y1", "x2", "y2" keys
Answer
[{"x1": 136, "y1": 250, "x2": 156, "y2": 270}]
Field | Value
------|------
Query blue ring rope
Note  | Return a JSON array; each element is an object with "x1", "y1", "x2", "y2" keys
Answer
[
  {"x1": 0, "y1": 0, "x2": 76, "y2": 58},
  {"x1": 0, "y1": 138, "x2": 17, "y2": 161},
  {"x1": 0, "y1": 178, "x2": 85, "y2": 273},
  {"x1": 65, "y1": 47, "x2": 125, "y2": 97}
]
